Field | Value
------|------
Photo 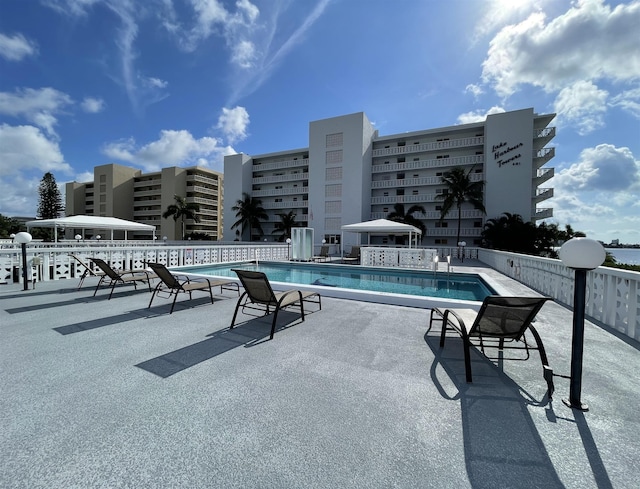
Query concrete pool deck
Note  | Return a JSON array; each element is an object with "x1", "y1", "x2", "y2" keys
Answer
[{"x1": 1, "y1": 260, "x2": 640, "y2": 488}]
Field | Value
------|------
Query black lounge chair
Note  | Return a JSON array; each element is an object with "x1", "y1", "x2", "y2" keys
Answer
[
  {"x1": 230, "y1": 269, "x2": 321, "y2": 339},
  {"x1": 89, "y1": 258, "x2": 156, "y2": 299},
  {"x1": 312, "y1": 245, "x2": 330, "y2": 262},
  {"x1": 70, "y1": 253, "x2": 106, "y2": 289},
  {"x1": 147, "y1": 262, "x2": 239, "y2": 314},
  {"x1": 342, "y1": 245, "x2": 360, "y2": 264},
  {"x1": 429, "y1": 296, "x2": 554, "y2": 398}
]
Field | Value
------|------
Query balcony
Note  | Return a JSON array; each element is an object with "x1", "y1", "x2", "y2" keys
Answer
[
  {"x1": 533, "y1": 147, "x2": 555, "y2": 169},
  {"x1": 429, "y1": 228, "x2": 483, "y2": 237},
  {"x1": 533, "y1": 188, "x2": 554, "y2": 204},
  {"x1": 261, "y1": 201, "x2": 309, "y2": 209},
  {"x1": 252, "y1": 158, "x2": 309, "y2": 171},
  {"x1": 252, "y1": 173, "x2": 309, "y2": 185},
  {"x1": 535, "y1": 168, "x2": 554, "y2": 186},
  {"x1": 372, "y1": 154, "x2": 484, "y2": 173},
  {"x1": 533, "y1": 127, "x2": 555, "y2": 148},
  {"x1": 187, "y1": 174, "x2": 219, "y2": 186},
  {"x1": 534, "y1": 207, "x2": 553, "y2": 220},
  {"x1": 253, "y1": 187, "x2": 309, "y2": 197},
  {"x1": 372, "y1": 136, "x2": 484, "y2": 157},
  {"x1": 372, "y1": 173, "x2": 483, "y2": 189}
]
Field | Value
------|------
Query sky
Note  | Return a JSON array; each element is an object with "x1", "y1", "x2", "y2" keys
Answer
[{"x1": 0, "y1": 0, "x2": 639, "y2": 244}]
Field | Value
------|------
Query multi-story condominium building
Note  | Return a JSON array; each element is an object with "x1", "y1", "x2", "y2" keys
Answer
[
  {"x1": 223, "y1": 108, "x2": 555, "y2": 248},
  {"x1": 65, "y1": 164, "x2": 224, "y2": 240}
]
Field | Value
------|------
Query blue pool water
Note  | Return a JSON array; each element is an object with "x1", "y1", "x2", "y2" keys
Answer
[{"x1": 177, "y1": 261, "x2": 495, "y2": 301}]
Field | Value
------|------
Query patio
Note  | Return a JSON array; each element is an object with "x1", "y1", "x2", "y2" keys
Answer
[{"x1": 1, "y1": 263, "x2": 639, "y2": 488}]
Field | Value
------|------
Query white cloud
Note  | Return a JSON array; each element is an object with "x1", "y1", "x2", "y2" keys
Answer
[
  {"x1": 0, "y1": 87, "x2": 73, "y2": 138},
  {"x1": 217, "y1": 106, "x2": 249, "y2": 143},
  {"x1": 81, "y1": 97, "x2": 105, "y2": 113},
  {"x1": 0, "y1": 124, "x2": 73, "y2": 216},
  {"x1": 481, "y1": 0, "x2": 640, "y2": 97},
  {"x1": 457, "y1": 106, "x2": 505, "y2": 124},
  {"x1": 0, "y1": 33, "x2": 38, "y2": 61},
  {"x1": 473, "y1": 0, "x2": 547, "y2": 41},
  {"x1": 102, "y1": 129, "x2": 235, "y2": 172},
  {"x1": 41, "y1": 0, "x2": 100, "y2": 17},
  {"x1": 554, "y1": 144, "x2": 640, "y2": 192},
  {"x1": 465, "y1": 84, "x2": 484, "y2": 98},
  {"x1": 553, "y1": 80, "x2": 608, "y2": 135},
  {"x1": 610, "y1": 85, "x2": 640, "y2": 119}
]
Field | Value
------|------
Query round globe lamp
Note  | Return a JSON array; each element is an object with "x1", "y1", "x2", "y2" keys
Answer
[
  {"x1": 14, "y1": 232, "x2": 33, "y2": 291},
  {"x1": 559, "y1": 237, "x2": 605, "y2": 411}
]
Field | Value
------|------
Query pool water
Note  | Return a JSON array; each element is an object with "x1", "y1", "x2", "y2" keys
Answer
[{"x1": 178, "y1": 261, "x2": 495, "y2": 302}]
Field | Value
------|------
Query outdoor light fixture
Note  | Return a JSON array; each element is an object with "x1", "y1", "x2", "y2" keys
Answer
[
  {"x1": 458, "y1": 241, "x2": 467, "y2": 262},
  {"x1": 286, "y1": 237, "x2": 292, "y2": 260},
  {"x1": 75, "y1": 234, "x2": 82, "y2": 243},
  {"x1": 14, "y1": 232, "x2": 32, "y2": 291},
  {"x1": 559, "y1": 237, "x2": 606, "y2": 411}
]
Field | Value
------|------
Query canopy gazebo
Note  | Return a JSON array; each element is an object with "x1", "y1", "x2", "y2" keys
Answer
[
  {"x1": 340, "y1": 219, "x2": 422, "y2": 253},
  {"x1": 26, "y1": 216, "x2": 156, "y2": 242}
]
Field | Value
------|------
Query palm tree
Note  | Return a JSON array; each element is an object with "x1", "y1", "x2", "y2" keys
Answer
[
  {"x1": 162, "y1": 195, "x2": 200, "y2": 240},
  {"x1": 436, "y1": 166, "x2": 486, "y2": 246},
  {"x1": 231, "y1": 192, "x2": 268, "y2": 241},
  {"x1": 482, "y1": 212, "x2": 536, "y2": 252},
  {"x1": 272, "y1": 211, "x2": 297, "y2": 242},
  {"x1": 386, "y1": 203, "x2": 426, "y2": 242}
]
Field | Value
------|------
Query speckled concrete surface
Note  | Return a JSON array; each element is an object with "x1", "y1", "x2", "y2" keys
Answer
[{"x1": 1, "y1": 263, "x2": 639, "y2": 488}]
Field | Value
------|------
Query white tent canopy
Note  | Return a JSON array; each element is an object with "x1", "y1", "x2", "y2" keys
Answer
[
  {"x1": 340, "y1": 219, "x2": 422, "y2": 251},
  {"x1": 26, "y1": 216, "x2": 156, "y2": 242}
]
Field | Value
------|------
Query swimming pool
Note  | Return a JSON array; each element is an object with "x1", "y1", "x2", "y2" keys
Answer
[{"x1": 177, "y1": 261, "x2": 496, "y2": 303}]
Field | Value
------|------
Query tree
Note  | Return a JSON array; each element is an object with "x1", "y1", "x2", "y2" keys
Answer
[
  {"x1": 231, "y1": 193, "x2": 268, "y2": 241},
  {"x1": 162, "y1": 195, "x2": 200, "y2": 240},
  {"x1": 0, "y1": 213, "x2": 20, "y2": 237},
  {"x1": 482, "y1": 213, "x2": 537, "y2": 253},
  {"x1": 386, "y1": 203, "x2": 426, "y2": 242},
  {"x1": 272, "y1": 211, "x2": 298, "y2": 242},
  {"x1": 36, "y1": 172, "x2": 65, "y2": 241},
  {"x1": 436, "y1": 166, "x2": 485, "y2": 246}
]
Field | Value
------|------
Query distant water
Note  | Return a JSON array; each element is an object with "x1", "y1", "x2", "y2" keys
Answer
[{"x1": 607, "y1": 248, "x2": 640, "y2": 265}]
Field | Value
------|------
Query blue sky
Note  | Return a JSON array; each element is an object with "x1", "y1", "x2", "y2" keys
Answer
[{"x1": 1, "y1": 0, "x2": 639, "y2": 243}]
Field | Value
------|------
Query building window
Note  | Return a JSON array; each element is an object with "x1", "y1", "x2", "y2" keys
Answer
[
  {"x1": 397, "y1": 157, "x2": 405, "y2": 163},
  {"x1": 99, "y1": 175, "x2": 106, "y2": 183},
  {"x1": 325, "y1": 184, "x2": 342, "y2": 197},
  {"x1": 412, "y1": 190, "x2": 419, "y2": 195},
  {"x1": 396, "y1": 189, "x2": 404, "y2": 196},
  {"x1": 325, "y1": 201, "x2": 342, "y2": 213},
  {"x1": 325, "y1": 217, "x2": 341, "y2": 230},
  {"x1": 326, "y1": 150, "x2": 343, "y2": 164},
  {"x1": 397, "y1": 141, "x2": 406, "y2": 147},
  {"x1": 325, "y1": 167, "x2": 343, "y2": 180},
  {"x1": 326, "y1": 132, "x2": 343, "y2": 147},
  {"x1": 397, "y1": 172, "x2": 405, "y2": 180}
]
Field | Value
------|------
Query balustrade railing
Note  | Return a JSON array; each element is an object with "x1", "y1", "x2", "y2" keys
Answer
[
  {"x1": 0, "y1": 243, "x2": 289, "y2": 284},
  {"x1": 477, "y1": 248, "x2": 640, "y2": 342}
]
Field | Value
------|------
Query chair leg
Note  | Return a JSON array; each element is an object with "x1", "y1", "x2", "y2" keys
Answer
[
  {"x1": 230, "y1": 292, "x2": 248, "y2": 329},
  {"x1": 148, "y1": 283, "x2": 161, "y2": 309},
  {"x1": 270, "y1": 307, "x2": 280, "y2": 340},
  {"x1": 108, "y1": 279, "x2": 120, "y2": 300},
  {"x1": 93, "y1": 276, "x2": 106, "y2": 297},
  {"x1": 170, "y1": 292, "x2": 179, "y2": 314},
  {"x1": 529, "y1": 325, "x2": 555, "y2": 398},
  {"x1": 463, "y1": 338, "x2": 473, "y2": 383},
  {"x1": 438, "y1": 311, "x2": 448, "y2": 347}
]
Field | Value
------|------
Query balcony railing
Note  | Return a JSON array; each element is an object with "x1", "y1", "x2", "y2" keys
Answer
[
  {"x1": 372, "y1": 154, "x2": 484, "y2": 173},
  {"x1": 252, "y1": 158, "x2": 309, "y2": 171},
  {"x1": 252, "y1": 187, "x2": 309, "y2": 197},
  {"x1": 372, "y1": 173, "x2": 483, "y2": 189},
  {"x1": 372, "y1": 136, "x2": 484, "y2": 157},
  {"x1": 252, "y1": 173, "x2": 309, "y2": 184}
]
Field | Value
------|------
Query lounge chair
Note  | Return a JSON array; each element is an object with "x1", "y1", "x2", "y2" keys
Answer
[
  {"x1": 230, "y1": 269, "x2": 321, "y2": 339},
  {"x1": 146, "y1": 262, "x2": 239, "y2": 314},
  {"x1": 70, "y1": 253, "x2": 106, "y2": 289},
  {"x1": 89, "y1": 258, "x2": 156, "y2": 299},
  {"x1": 342, "y1": 245, "x2": 360, "y2": 264},
  {"x1": 312, "y1": 245, "x2": 330, "y2": 262},
  {"x1": 429, "y1": 296, "x2": 554, "y2": 398}
]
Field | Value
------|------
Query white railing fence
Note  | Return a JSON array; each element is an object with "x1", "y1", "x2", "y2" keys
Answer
[
  {"x1": 0, "y1": 244, "x2": 289, "y2": 284},
  {"x1": 477, "y1": 248, "x2": 640, "y2": 342},
  {"x1": 361, "y1": 247, "x2": 438, "y2": 269}
]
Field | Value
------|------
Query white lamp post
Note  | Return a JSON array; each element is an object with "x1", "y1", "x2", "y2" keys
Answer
[
  {"x1": 14, "y1": 232, "x2": 32, "y2": 291},
  {"x1": 458, "y1": 241, "x2": 467, "y2": 262},
  {"x1": 558, "y1": 237, "x2": 606, "y2": 411},
  {"x1": 286, "y1": 237, "x2": 292, "y2": 260},
  {"x1": 75, "y1": 234, "x2": 82, "y2": 243}
]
